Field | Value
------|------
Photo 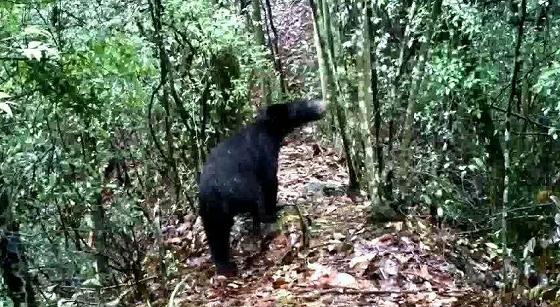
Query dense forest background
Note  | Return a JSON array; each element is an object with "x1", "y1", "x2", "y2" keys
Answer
[{"x1": 1, "y1": 0, "x2": 559, "y2": 306}]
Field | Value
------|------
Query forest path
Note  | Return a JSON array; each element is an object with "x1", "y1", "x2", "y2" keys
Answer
[
  {"x1": 167, "y1": 0, "x2": 497, "y2": 305},
  {"x1": 169, "y1": 132, "x2": 493, "y2": 307}
]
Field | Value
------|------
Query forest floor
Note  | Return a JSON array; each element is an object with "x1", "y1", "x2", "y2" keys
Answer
[
  {"x1": 160, "y1": 131, "x2": 501, "y2": 307},
  {"x1": 156, "y1": 1, "x2": 502, "y2": 306}
]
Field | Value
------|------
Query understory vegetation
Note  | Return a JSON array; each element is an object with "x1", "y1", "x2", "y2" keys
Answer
[{"x1": 1, "y1": 0, "x2": 559, "y2": 306}]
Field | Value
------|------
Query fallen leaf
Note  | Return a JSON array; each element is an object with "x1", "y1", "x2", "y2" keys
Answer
[
  {"x1": 380, "y1": 259, "x2": 399, "y2": 278},
  {"x1": 325, "y1": 205, "x2": 338, "y2": 215},
  {"x1": 333, "y1": 232, "x2": 346, "y2": 240},
  {"x1": 420, "y1": 265, "x2": 430, "y2": 279},
  {"x1": 331, "y1": 272, "x2": 358, "y2": 288},
  {"x1": 165, "y1": 237, "x2": 182, "y2": 245}
]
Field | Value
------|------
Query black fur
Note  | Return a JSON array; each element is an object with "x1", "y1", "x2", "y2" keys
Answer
[{"x1": 198, "y1": 99, "x2": 326, "y2": 276}]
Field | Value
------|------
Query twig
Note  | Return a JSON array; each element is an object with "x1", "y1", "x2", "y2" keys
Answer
[
  {"x1": 0, "y1": 56, "x2": 27, "y2": 61},
  {"x1": 148, "y1": 82, "x2": 166, "y2": 161},
  {"x1": 490, "y1": 47, "x2": 559, "y2": 109},
  {"x1": 402, "y1": 270, "x2": 448, "y2": 287},
  {"x1": 490, "y1": 104, "x2": 552, "y2": 130},
  {"x1": 101, "y1": 276, "x2": 157, "y2": 290},
  {"x1": 295, "y1": 285, "x2": 468, "y2": 296},
  {"x1": 491, "y1": 201, "x2": 552, "y2": 216},
  {"x1": 512, "y1": 131, "x2": 552, "y2": 137},
  {"x1": 456, "y1": 227, "x2": 493, "y2": 236}
]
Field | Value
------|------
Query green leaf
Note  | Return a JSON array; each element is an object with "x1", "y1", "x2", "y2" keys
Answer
[
  {"x1": 23, "y1": 26, "x2": 51, "y2": 38},
  {"x1": 473, "y1": 157, "x2": 484, "y2": 168},
  {"x1": 549, "y1": 127, "x2": 558, "y2": 138},
  {"x1": 421, "y1": 194, "x2": 432, "y2": 205},
  {"x1": 0, "y1": 102, "x2": 13, "y2": 117},
  {"x1": 523, "y1": 237, "x2": 536, "y2": 258}
]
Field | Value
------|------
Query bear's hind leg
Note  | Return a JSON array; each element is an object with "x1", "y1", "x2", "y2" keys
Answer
[{"x1": 202, "y1": 214, "x2": 237, "y2": 277}]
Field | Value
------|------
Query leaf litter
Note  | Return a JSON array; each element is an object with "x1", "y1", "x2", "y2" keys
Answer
[
  {"x1": 153, "y1": 0, "x2": 504, "y2": 305},
  {"x1": 159, "y1": 130, "x2": 502, "y2": 307}
]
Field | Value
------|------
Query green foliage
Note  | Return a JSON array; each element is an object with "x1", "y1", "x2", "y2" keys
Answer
[
  {"x1": 0, "y1": 0, "x2": 274, "y2": 304},
  {"x1": 1, "y1": 0, "x2": 560, "y2": 303}
]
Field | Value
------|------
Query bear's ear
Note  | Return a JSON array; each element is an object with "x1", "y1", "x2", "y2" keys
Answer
[{"x1": 265, "y1": 103, "x2": 290, "y2": 125}]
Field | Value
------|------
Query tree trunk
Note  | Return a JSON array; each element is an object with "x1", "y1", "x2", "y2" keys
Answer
[
  {"x1": 357, "y1": 1, "x2": 379, "y2": 201},
  {"x1": 502, "y1": 0, "x2": 526, "y2": 292},
  {"x1": 162, "y1": 87, "x2": 180, "y2": 204},
  {"x1": 310, "y1": 0, "x2": 359, "y2": 191},
  {"x1": 92, "y1": 192, "x2": 110, "y2": 284},
  {"x1": 263, "y1": 0, "x2": 286, "y2": 94},
  {"x1": 454, "y1": 7, "x2": 505, "y2": 212},
  {"x1": 481, "y1": 100, "x2": 506, "y2": 211},
  {"x1": 252, "y1": 0, "x2": 272, "y2": 105},
  {"x1": 401, "y1": 0, "x2": 443, "y2": 170},
  {"x1": 384, "y1": 0, "x2": 417, "y2": 202},
  {"x1": 517, "y1": 0, "x2": 550, "y2": 155},
  {"x1": 366, "y1": 3, "x2": 384, "y2": 197},
  {"x1": 148, "y1": 0, "x2": 174, "y2": 297}
]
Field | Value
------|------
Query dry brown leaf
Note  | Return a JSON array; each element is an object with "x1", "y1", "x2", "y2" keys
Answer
[
  {"x1": 349, "y1": 254, "x2": 376, "y2": 276},
  {"x1": 330, "y1": 272, "x2": 358, "y2": 288},
  {"x1": 165, "y1": 237, "x2": 183, "y2": 245},
  {"x1": 374, "y1": 233, "x2": 396, "y2": 247},
  {"x1": 432, "y1": 272, "x2": 454, "y2": 286},
  {"x1": 419, "y1": 265, "x2": 430, "y2": 279},
  {"x1": 332, "y1": 232, "x2": 346, "y2": 240},
  {"x1": 324, "y1": 205, "x2": 338, "y2": 215},
  {"x1": 380, "y1": 258, "x2": 399, "y2": 278},
  {"x1": 394, "y1": 253, "x2": 413, "y2": 264}
]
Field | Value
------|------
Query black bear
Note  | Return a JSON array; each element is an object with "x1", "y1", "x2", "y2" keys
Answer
[{"x1": 198, "y1": 98, "x2": 326, "y2": 276}]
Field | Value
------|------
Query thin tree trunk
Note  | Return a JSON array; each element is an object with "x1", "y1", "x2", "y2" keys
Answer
[
  {"x1": 313, "y1": 0, "x2": 329, "y2": 110},
  {"x1": 252, "y1": 0, "x2": 272, "y2": 105},
  {"x1": 516, "y1": 58, "x2": 531, "y2": 153},
  {"x1": 517, "y1": 0, "x2": 550, "y2": 154},
  {"x1": 199, "y1": 82, "x2": 211, "y2": 169},
  {"x1": 310, "y1": 0, "x2": 359, "y2": 191},
  {"x1": 148, "y1": 0, "x2": 181, "y2": 203},
  {"x1": 237, "y1": 0, "x2": 253, "y2": 29},
  {"x1": 502, "y1": 0, "x2": 526, "y2": 293},
  {"x1": 361, "y1": 1, "x2": 396, "y2": 219},
  {"x1": 368, "y1": 4, "x2": 384, "y2": 200},
  {"x1": 148, "y1": 0, "x2": 172, "y2": 297},
  {"x1": 384, "y1": 0, "x2": 417, "y2": 201},
  {"x1": 388, "y1": 0, "x2": 416, "y2": 106},
  {"x1": 162, "y1": 88, "x2": 180, "y2": 204},
  {"x1": 401, "y1": 0, "x2": 443, "y2": 170},
  {"x1": 92, "y1": 192, "x2": 110, "y2": 284},
  {"x1": 322, "y1": 0, "x2": 361, "y2": 187},
  {"x1": 357, "y1": 0, "x2": 378, "y2": 201},
  {"x1": 321, "y1": 0, "x2": 335, "y2": 61},
  {"x1": 263, "y1": 0, "x2": 286, "y2": 94}
]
